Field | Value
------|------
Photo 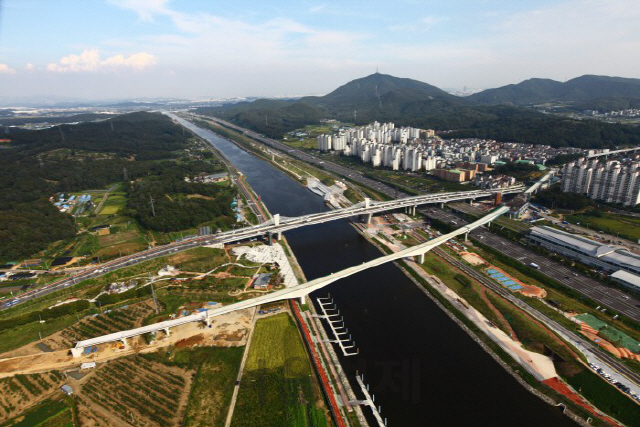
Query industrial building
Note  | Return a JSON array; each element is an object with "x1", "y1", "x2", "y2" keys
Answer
[{"x1": 528, "y1": 226, "x2": 640, "y2": 277}]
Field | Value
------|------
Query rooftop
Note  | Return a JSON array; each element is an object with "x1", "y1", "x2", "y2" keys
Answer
[
  {"x1": 611, "y1": 270, "x2": 640, "y2": 290},
  {"x1": 530, "y1": 226, "x2": 640, "y2": 271}
]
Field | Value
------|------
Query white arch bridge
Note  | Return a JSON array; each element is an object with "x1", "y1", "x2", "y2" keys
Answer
[{"x1": 71, "y1": 206, "x2": 508, "y2": 356}]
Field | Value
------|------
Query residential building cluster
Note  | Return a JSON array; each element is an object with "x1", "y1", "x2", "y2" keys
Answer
[
  {"x1": 50, "y1": 193, "x2": 93, "y2": 214},
  {"x1": 583, "y1": 109, "x2": 640, "y2": 118},
  {"x1": 318, "y1": 121, "x2": 583, "y2": 184},
  {"x1": 561, "y1": 158, "x2": 640, "y2": 206}
]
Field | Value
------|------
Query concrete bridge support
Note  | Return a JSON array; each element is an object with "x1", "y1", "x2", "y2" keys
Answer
[
  {"x1": 366, "y1": 213, "x2": 372, "y2": 224},
  {"x1": 70, "y1": 347, "x2": 84, "y2": 357},
  {"x1": 163, "y1": 327, "x2": 171, "y2": 337},
  {"x1": 299, "y1": 294, "x2": 307, "y2": 306},
  {"x1": 273, "y1": 213, "x2": 280, "y2": 226},
  {"x1": 464, "y1": 232, "x2": 469, "y2": 242},
  {"x1": 412, "y1": 205, "x2": 417, "y2": 216},
  {"x1": 416, "y1": 253, "x2": 425, "y2": 264},
  {"x1": 277, "y1": 231, "x2": 282, "y2": 240}
]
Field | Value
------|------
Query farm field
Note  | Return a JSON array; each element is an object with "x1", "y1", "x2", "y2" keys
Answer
[
  {"x1": 2, "y1": 396, "x2": 75, "y2": 427},
  {"x1": 77, "y1": 355, "x2": 192, "y2": 426},
  {"x1": 43, "y1": 301, "x2": 155, "y2": 351},
  {"x1": 147, "y1": 347, "x2": 245, "y2": 427},
  {"x1": 231, "y1": 313, "x2": 329, "y2": 427},
  {"x1": 0, "y1": 371, "x2": 67, "y2": 423},
  {"x1": 97, "y1": 193, "x2": 127, "y2": 216}
]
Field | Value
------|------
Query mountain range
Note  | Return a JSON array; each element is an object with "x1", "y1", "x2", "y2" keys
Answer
[
  {"x1": 198, "y1": 73, "x2": 640, "y2": 149},
  {"x1": 467, "y1": 75, "x2": 640, "y2": 107}
]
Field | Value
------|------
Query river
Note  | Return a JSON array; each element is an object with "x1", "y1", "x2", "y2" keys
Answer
[{"x1": 174, "y1": 116, "x2": 575, "y2": 427}]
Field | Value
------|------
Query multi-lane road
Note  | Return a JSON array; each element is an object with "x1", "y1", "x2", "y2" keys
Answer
[
  {"x1": 2, "y1": 187, "x2": 515, "y2": 311},
  {"x1": 423, "y1": 207, "x2": 640, "y2": 321}
]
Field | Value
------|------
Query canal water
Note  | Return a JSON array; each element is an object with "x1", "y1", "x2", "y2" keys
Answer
[{"x1": 175, "y1": 116, "x2": 575, "y2": 427}]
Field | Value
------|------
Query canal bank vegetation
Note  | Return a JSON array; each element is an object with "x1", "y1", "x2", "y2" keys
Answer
[
  {"x1": 231, "y1": 313, "x2": 329, "y2": 427},
  {"x1": 394, "y1": 259, "x2": 613, "y2": 427},
  {"x1": 440, "y1": 243, "x2": 640, "y2": 426},
  {"x1": 191, "y1": 115, "x2": 398, "y2": 204},
  {"x1": 469, "y1": 239, "x2": 640, "y2": 340}
]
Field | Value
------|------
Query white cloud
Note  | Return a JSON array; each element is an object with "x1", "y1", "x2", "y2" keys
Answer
[
  {"x1": 46, "y1": 49, "x2": 157, "y2": 73},
  {"x1": 109, "y1": 1, "x2": 368, "y2": 72},
  {"x1": 25, "y1": 63, "x2": 35, "y2": 71},
  {"x1": 0, "y1": 64, "x2": 16, "y2": 74}
]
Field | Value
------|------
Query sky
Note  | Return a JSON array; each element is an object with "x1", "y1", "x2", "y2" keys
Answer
[{"x1": 0, "y1": 0, "x2": 639, "y2": 101}]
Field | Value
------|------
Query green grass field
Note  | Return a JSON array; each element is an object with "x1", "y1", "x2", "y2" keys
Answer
[
  {"x1": 98, "y1": 205, "x2": 120, "y2": 215},
  {"x1": 232, "y1": 313, "x2": 328, "y2": 427},
  {"x1": 565, "y1": 213, "x2": 640, "y2": 241},
  {"x1": 245, "y1": 313, "x2": 310, "y2": 372}
]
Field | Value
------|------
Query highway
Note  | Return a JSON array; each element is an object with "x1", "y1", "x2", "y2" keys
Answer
[
  {"x1": 422, "y1": 207, "x2": 640, "y2": 321},
  {"x1": 1, "y1": 187, "x2": 517, "y2": 311},
  {"x1": 586, "y1": 147, "x2": 640, "y2": 159}
]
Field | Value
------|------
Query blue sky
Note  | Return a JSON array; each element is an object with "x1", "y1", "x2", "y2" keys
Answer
[{"x1": 1, "y1": 0, "x2": 639, "y2": 100}]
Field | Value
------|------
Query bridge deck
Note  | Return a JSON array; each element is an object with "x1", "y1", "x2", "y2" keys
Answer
[{"x1": 72, "y1": 206, "x2": 508, "y2": 352}]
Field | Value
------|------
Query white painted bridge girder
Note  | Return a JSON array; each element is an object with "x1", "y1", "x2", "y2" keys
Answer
[{"x1": 71, "y1": 206, "x2": 509, "y2": 355}]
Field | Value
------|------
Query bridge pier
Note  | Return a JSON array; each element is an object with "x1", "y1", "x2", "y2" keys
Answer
[
  {"x1": 364, "y1": 198, "x2": 371, "y2": 208},
  {"x1": 464, "y1": 232, "x2": 469, "y2": 242},
  {"x1": 71, "y1": 347, "x2": 84, "y2": 358},
  {"x1": 299, "y1": 294, "x2": 306, "y2": 306},
  {"x1": 120, "y1": 338, "x2": 129, "y2": 350},
  {"x1": 273, "y1": 213, "x2": 280, "y2": 226},
  {"x1": 163, "y1": 327, "x2": 171, "y2": 337},
  {"x1": 440, "y1": 202, "x2": 444, "y2": 209},
  {"x1": 412, "y1": 205, "x2": 417, "y2": 216},
  {"x1": 366, "y1": 213, "x2": 372, "y2": 224},
  {"x1": 277, "y1": 231, "x2": 282, "y2": 240},
  {"x1": 416, "y1": 253, "x2": 425, "y2": 264}
]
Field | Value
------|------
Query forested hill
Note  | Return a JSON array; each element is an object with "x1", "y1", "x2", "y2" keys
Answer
[
  {"x1": 0, "y1": 112, "x2": 233, "y2": 262},
  {"x1": 468, "y1": 75, "x2": 640, "y2": 106},
  {"x1": 197, "y1": 73, "x2": 640, "y2": 148}
]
